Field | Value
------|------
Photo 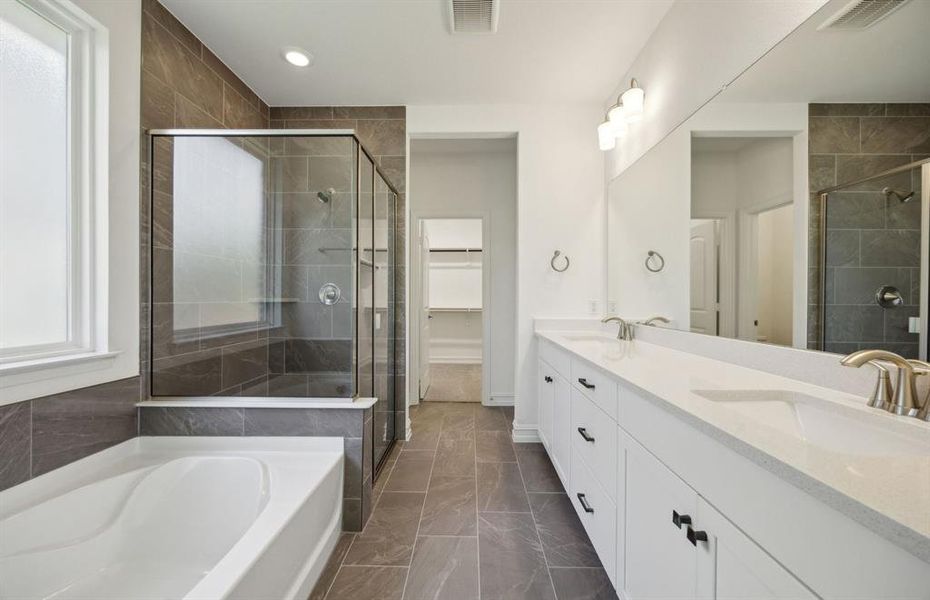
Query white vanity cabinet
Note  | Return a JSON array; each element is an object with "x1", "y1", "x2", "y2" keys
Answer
[
  {"x1": 538, "y1": 340, "x2": 573, "y2": 487},
  {"x1": 533, "y1": 333, "x2": 930, "y2": 600},
  {"x1": 622, "y1": 432, "x2": 813, "y2": 600}
]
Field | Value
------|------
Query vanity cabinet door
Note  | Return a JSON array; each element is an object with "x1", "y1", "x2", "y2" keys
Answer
[
  {"x1": 538, "y1": 360, "x2": 554, "y2": 451},
  {"x1": 624, "y1": 438, "x2": 698, "y2": 600},
  {"x1": 694, "y1": 497, "x2": 815, "y2": 600},
  {"x1": 551, "y1": 372, "x2": 572, "y2": 488}
]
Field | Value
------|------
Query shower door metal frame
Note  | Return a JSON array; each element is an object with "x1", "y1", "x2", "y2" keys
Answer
[{"x1": 816, "y1": 157, "x2": 930, "y2": 356}]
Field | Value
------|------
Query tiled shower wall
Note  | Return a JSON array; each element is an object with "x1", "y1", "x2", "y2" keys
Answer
[
  {"x1": 271, "y1": 108, "x2": 408, "y2": 444},
  {"x1": 808, "y1": 103, "x2": 930, "y2": 355}
]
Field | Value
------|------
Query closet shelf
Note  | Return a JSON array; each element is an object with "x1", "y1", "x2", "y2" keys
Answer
[
  {"x1": 429, "y1": 307, "x2": 482, "y2": 313},
  {"x1": 429, "y1": 248, "x2": 482, "y2": 253}
]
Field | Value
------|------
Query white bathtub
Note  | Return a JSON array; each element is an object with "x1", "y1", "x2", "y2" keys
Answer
[{"x1": 0, "y1": 437, "x2": 344, "y2": 600}]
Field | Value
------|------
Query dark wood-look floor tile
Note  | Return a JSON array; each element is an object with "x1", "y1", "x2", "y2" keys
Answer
[
  {"x1": 433, "y1": 436, "x2": 476, "y2": 478},
  {"x1": 477, "y1": 430, "x2": 517, "y2": 462},
  {"x1": 477, "y1": 462, "x2": 530, "y2": 512},
  {"x1": 309, "y1": 533, "x2": 355, "y2": 600},
  {"x1": 344, "y1": 492, "x2": 425, "y2": 566},
  {"x1": 419, "y1": 475, "x2": 478, "y2": 536},
  {"x1": 549, "y1": 567, "x2": 617, "y2": 600},
  {"x1": 404, "y1": 536, "x2": 479, "y2": 600},
  {"x1": 384, "y1": 452, "x2": 434, "y2": 492},
  {"x1": 529, "y1": 493, "x2": 601, "y2": 568},
  {"x1": 479, "y1": 512, "x2": 556, "y2": 600},
  {"x1": 326, "y1": 565, "x2": 407, "y2": 600},
  {"x1": 515, "y1": 445, "x2": 563, "y2": 492}
]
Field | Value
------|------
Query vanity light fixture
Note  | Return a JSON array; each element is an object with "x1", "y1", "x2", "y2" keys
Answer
[
  {"x1": 597, "y1": 118, "x2": 616, "y2": 151},
  {"x1": 282, "y1": 47, "x2": 312, "y2": 67},
  {"x1": 608, "y1": 103, "x2": 628, "y2": 138},
  {"x1": 621, "y1": 78, "x2": 645, "y2": 122},
  {"x1": 599, "y1": 77, "x2": 644, "y2": 150}
]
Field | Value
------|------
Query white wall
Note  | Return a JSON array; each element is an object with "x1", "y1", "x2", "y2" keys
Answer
[
  {"x1": 603, "y1": 0, "x2": 826, "y2": 180},
  {"x1": 410, "y1": 141, "x2": 518, "y2": 404},
  {"x1": 408, "y1": 104, "x2": 605, "y2": 435},
  {"x1": 757, "y1": 204, "x2": 794, "y2": 345},
  {"x1": 607, "y1": 103, "x2": 807, "y2": 340}
]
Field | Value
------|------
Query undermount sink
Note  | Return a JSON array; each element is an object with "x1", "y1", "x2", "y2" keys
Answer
[
  {"x1": 559, "y1": 334, "x2": 623, "y2": 354},
  {"x1": 693, "y1": 389, "x2": 930, "y2": 457}
]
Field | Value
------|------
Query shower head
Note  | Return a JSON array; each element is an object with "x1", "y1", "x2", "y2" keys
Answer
[
  {"x1": 883, "y1": 187, "x2": 915, "y2": 203},
  {"x1": 317, "y1": 187, "x2": 336, "y2": 204}
]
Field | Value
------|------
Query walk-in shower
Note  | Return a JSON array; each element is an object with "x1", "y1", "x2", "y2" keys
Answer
[
  {"x1": 146, "y1": 129, "x2": 400, "y2": 468},
  {"x1": 817, "y1": 158, "x2": 930, "y2": 358}
]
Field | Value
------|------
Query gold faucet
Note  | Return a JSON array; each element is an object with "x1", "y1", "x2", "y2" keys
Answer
[
  {"x1": 840, "y1": 350, "x2": 920, "y2": 417},
  {"x1": 602, "y1": 316, "x2": 633, "y2": 341}
]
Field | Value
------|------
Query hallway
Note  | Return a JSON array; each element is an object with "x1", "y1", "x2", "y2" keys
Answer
[{"x1": 311, "y1": 402, "x2": 615, "y2": 600}]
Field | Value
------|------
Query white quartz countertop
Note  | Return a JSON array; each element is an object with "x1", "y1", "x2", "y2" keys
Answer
[{"x1": 536, "y1": 329, "x2": 930, "y2": 563}]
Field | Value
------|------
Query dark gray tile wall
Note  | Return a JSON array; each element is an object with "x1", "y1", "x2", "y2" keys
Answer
[
  {"x1": 808, "y1": 103, "x2": 930, "y2": 356},
  {"x1": 271, "y1": 107, "x2": 408, "y2": 443},
  {"x1": 139, "y1": 405, "x2": 374, "y2": 531},
  {"x1": 142, "y1": 0, "x2": 277, "y2": 397},
  {"x1": 0, "y1": 378, "x2": 142, "y2": 491}
]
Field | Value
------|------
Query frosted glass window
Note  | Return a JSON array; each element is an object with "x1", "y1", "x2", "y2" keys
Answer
[
  {"x1": 0, "y1": 1, "x2": 70, "y2": 351},
  {"x1": 172, "y1": 137, "x2": 267, "y2": 330}
]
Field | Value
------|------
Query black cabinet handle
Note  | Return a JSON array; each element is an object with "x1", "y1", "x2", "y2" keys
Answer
[
  {"x1": 672, "y1": 510, "x2": 692, "y2": 529},
  {"x1": 544, "y1": 376, "x2": 553, "y2": 383},
  {"x1": 687, "y1": 526, "x2": 708, "y2": 546},
  {"x1": 577, "y1": 378, "x2": 596, "y2": 390},
  {"x1": 576, "y1": 493, "x2": 595, "y2": 514},
  {"x1": 577, "y1": 427, "x2": 595, "y2": 442}
]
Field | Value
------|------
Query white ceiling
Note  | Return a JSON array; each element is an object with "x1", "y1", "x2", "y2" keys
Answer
[
  {"x1": 159, "y1": 0, "x2": 673, "y2": 107},
  {"x1": 719, "y1": 0, "x2": 930, "y2": 103}
]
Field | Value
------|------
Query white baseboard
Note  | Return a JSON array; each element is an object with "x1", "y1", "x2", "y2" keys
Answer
[
  {"x1": 511, "y1": 422, "x2": 540, "y2": 443},
  {"x1": 406, "y1": 425, "x2": 412, "y2": 441},
  {"x1": 429, "y1": 357, "x2": 481, "y2": 365},
  {"x1": 483, "y1": 393, "x2": 514, "y2": 407}
]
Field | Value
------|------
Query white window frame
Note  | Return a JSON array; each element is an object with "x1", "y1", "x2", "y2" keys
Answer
[{"x1": 0, "y1": 0, "x2": 140, "y2": 405}]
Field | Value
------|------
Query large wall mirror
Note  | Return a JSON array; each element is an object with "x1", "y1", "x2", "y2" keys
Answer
[{"x1": 607, "y1": 0, "x2": 930, "y2": 359}]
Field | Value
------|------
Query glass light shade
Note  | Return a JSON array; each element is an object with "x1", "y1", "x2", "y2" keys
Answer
[
  {"x1": 597, "y1": 121, "x2": 615, "y2": 151},
  {"x1": 607, "y1": 104, "x2": 628, "y2": 138},
  {"x1": 621, "y1": 85, "x2": 644, "y2": 123}
]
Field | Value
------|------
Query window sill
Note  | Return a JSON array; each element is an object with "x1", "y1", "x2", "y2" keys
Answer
[{"x1": 0, "y1": 350, "x2": 121, "y2": 378}]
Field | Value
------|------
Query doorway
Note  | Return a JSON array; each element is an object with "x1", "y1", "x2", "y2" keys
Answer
[{"x1": 416, "y1": 218, "x2": 484, "y2": 402}]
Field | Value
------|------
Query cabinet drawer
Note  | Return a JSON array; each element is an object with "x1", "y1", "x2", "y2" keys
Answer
[
  {"x1": 539, "y1": 338, "x2": 572, "y2": 379},
  {"x1": 570, "y1": 447, "x2": 616, "y2": 584},
  {"x1": 571, "y1": 358, "x2": 618, "y2": 420},
  {"x1": 571, "y1": 389, "x2": 618, "y2": 502}
]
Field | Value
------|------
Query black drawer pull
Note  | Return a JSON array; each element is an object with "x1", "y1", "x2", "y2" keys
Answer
[
  {"x1": 576, "y1": 493, "x2": 595, "y2": 514},
  {"x1": 577, "y1": 378, "x2": 596, "y2": 390},
  {"x1": 544, "y1": 376, "x2": 553, "y2": 383},
  {"x1": 577, "y1": 427, "x2": 595, "y2": 442},
  {"x1": 687, "y1": 526, "x2": 708, "y2": 546},
  {"x1": 672, "y1": 510, "x2": 692, "y2": 529}
]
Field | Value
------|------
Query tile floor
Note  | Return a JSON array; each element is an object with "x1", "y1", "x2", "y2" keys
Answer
[
  {"x1": 310, "y1": 402, "x2": 617, "y2": 600},
  {"x1": 423, "y1": 364, "x2": 482, "y2": 403}
]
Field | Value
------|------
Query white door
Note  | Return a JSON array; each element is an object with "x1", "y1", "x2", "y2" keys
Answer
[
  {"x1": 418, "y1": 225, "x2": 432, "y2": 399},
  {"x1": 695, "y1": 497, "x2": 815, "y2": 600},
  {"x1": 690, "y1": 220, "x2": 718, "y2": 335},
  {"x1": 624, "y1": 438, "x2": 698, "y2": 600}
]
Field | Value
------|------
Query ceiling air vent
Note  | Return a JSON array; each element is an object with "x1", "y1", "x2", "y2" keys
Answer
[
  {"x1": 449, "y1": 0, "x2": 499, "y2": 34},
  {"x1": 818, "y1": 0, "x2": 910, "y2": 30}
]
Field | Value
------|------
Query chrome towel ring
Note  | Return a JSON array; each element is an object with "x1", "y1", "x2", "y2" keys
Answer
[
  {"x1": 550, "y1": 250, "x2": 570, "y2": 272},
  {"x1": 645, "y1": 250, "x2": 665, "y2": 273}
]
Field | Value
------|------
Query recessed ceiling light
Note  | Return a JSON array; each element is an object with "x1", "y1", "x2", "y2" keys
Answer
[{"x1": 281, "y1": 47, "x2": 312, "y2": 67}]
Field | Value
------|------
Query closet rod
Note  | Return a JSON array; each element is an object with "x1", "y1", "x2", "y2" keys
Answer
[{"x1": 429, "y1": 248, "x2": 483, "y2": 253}]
